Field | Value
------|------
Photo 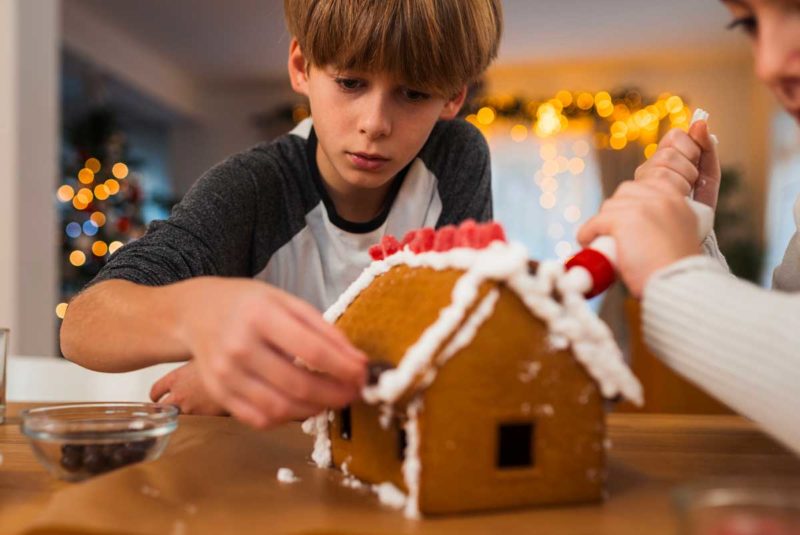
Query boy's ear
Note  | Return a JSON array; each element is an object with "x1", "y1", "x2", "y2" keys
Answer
[
  {"x1": 288, "y1": 38, "x2": 310, "y2": 96},
  {"x1": 439, "y1": 85, "x2": 468, "y2": 120}
]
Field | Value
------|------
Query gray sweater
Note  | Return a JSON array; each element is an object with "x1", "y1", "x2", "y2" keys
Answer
[{"x1": 91, "y1": 118, "x2": 492, "y2": 311}]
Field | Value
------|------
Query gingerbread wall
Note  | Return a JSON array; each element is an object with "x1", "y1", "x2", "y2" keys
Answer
[{"x1": 417, "y1": 285, "x2": 606, "y2": 514}]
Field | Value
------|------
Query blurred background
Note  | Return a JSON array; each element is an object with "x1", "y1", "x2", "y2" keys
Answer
[{"x1": 1, "y1": 0, "x2": 798, "y2": 409}]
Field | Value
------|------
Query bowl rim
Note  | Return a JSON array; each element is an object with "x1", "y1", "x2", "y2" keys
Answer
[
  {"x1": 20, "y1": 402, "x2": 179, "y2": 443},
  {"x1": 673, "y1": 477, "x2": 800, "y2": 513}
]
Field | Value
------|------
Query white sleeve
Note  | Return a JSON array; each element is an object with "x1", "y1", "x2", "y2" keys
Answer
[
  {"x1": 700, "y1": 229, "x2": 732, "y2": 273},
  {"x1": 642, "y1": 255, "x2": 800, "y2": 455}
]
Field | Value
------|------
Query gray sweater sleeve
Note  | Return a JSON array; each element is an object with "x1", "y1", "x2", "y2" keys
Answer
[
  {"x1": 423, "y1": 119, "x2": 493, "y2": 226},
  {"x1": 90, "y1": 154, "x2": 260, "y2": 286}
]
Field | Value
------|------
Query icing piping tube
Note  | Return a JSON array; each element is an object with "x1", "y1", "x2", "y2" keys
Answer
[{"x1": 564, "y1": 109, "x2": 717, "y2": 298}]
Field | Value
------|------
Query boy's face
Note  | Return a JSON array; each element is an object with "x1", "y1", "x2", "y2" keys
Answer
[{"x1": 288, "y1": 39, "x2": 466, "y2": 198}]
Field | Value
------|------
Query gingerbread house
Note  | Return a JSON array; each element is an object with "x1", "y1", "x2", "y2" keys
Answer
[{"x1": 303, "y1": 221, "x2": 642, "y2": 517}]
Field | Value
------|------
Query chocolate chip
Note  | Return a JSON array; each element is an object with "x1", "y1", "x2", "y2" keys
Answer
[
  {"x1": 110, "y1": 446, "x2": 135, "y2": 467},
  {"x1": 367, "y1": 360, "x2": 394, "y2": 386},
  {"x1": 527, "y1": 260, "x2": 540, "y2": 275},
  {"x1": 83, "y1": 447, "x2": 109, "y2": 474},
  {"x1": 123, "y1": 443, "x2": 148, "y2": 463},
  {"x1": 60, "y1": 448, "x2": 84, "y2": 472},
  {"x1": 130, "y1": 438, "x2": 156, "y2": 451},
  {"x1": 59, "y1": 439, "x2": 156, "y2": 476}
]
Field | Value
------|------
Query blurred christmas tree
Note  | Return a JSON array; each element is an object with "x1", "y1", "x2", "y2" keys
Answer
[
  {"x1": 714, "y1": 167, "x2": 763, "y2": 282},
  {"x1": 56, "y1": 107, "x2": 147, "y2": 318}
]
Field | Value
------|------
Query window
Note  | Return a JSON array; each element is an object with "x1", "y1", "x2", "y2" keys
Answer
[
  {"x1": 497, "y1": 422, "x2": 535, "y2": 469},
  {"x1": 340, "y1": 407, "x2": 351, "y2": 440},
  {"x1": 490, "y1": 131, "x2": 602, "y2": 264}
]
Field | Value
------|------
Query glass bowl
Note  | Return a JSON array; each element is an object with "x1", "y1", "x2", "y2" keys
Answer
[
  {"x1": 20, "y1": 402, "x2": 179, "y2": 482},
  {"x1": 674, "y1": 478, "x2": 800, "y2": 535}
]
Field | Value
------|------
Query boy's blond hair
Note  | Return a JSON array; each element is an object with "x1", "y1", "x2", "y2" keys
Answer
[{"x1": 284, "y1": 0, "x2": 503, "y2": 98}]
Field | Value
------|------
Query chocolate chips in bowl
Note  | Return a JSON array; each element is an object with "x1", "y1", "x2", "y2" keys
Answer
[{"x1": 20, "y1": 403, "x2": 178, "y2": 482}]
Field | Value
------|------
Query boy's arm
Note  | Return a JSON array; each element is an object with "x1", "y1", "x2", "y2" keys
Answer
[
  {"x1": 63, "y1": 275, "x2": 367, "y2": 427},
  {"x1": 61, "y1": 278, "x2": 194, "y2": 371},
  {"x1": 60, "y1": 154, "x2": 260, "y2": 367},
  {"x1": 61, "y1": 152, "x2": 368, "y2": 427}
]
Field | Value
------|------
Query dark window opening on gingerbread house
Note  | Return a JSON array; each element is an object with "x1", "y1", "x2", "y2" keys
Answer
[
  {"x1": 497, "y1": 423, "x2": 535, "y2": 469},
  {"x1": 340, "y1": 407, "x2": 352, "y2": 440},
  {"x1": 397, "y1": 428, "x2": 407, "y2": 461}
]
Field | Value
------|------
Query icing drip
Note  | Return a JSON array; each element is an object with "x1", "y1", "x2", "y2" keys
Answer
[
  {"x1": 402, "y1": 398, "x2": 423, "y2": 519},
  {"x1": 438, "y1": 289, "x2": 500, "y2": 365},
  {"x1": 302, "y1": 412, "x2": 332, "y2": 468},
  {"x1": 373, "y1": 482, "x2": 407, "y2": 510},
  {"x1": 416, "y1": 288, "x2": 499, "y2": 390}
]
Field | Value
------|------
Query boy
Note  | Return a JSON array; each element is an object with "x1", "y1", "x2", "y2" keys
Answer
[{"x1": 61, "y1": 0, "x2": 504, "y2": 429}]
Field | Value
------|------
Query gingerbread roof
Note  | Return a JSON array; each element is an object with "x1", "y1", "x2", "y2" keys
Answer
[{"x1": 324, "y1": 221, "x2": 643, "y2": 407}]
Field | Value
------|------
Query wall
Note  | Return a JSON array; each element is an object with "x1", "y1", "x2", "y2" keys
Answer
[
  {"x1": 0, "y1": 0, "x2": 60, "y2": 355},
  {"x1": 0, "y1": 0, "x2": 19, "y2": 347},
  {"x1": 170, "y1": 81, "x2": 296, "y2": 196},
  {"x1": 485, "y1": 50, "x2": 776, "y2": 241},
  {"x1": 17, "y1": 0, "x2": 60, "y2": 356}
]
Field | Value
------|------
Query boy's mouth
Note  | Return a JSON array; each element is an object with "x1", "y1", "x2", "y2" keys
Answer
[{"x1": 347, "y1": 152, "x2": 390, "y2": 172}]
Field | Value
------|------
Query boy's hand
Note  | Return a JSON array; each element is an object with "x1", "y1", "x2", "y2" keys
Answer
[
  {"x1": 174, "y1": 277, "x2": 368, "y2": 429},
  {"x1": 633, "y1": 122, "x2": 721, "y2": 209},
  {"x1": 150, "y1": 360, "x2": 228, "y2": 416},
  {"x1": 577, "y1": 180, "x2": 702, "y2": 298}
]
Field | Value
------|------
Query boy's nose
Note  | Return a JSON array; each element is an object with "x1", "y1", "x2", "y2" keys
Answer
[{"x1": 358, "y1": 95, "x2": 392, "y2": 140}]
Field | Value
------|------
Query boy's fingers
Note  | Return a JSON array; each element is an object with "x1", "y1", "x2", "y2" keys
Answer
[
  {"x1": 243, "y1": 345, "x2": 360, "y2": 409},
  {"x1": 223, "y1": 372, "x2": 322, "y2": 428},
  {"x1": 257, "y1": 307, "x2": 366, "y2": 386},
  {"x1": 150, "y1": 368, "x2": 178, "y2": 402},
  {"x1": 273, "y1": 289, "x2": 368, "y2": 363}
]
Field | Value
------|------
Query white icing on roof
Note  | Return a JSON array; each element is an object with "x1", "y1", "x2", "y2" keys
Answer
[{"x1": 325, "y1": 241, "x2": 643, "y2": 406}]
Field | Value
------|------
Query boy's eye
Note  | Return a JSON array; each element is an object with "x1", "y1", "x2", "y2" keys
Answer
[
  {"x1": 335, "y1": 77, "x2": 364, "y2": 91},
  {"x1": 726, "y1": 16, "x2": 758, "y2": 36},
  {"x1": 402, "y1": 88, "x2": 431, "y2": 102}
]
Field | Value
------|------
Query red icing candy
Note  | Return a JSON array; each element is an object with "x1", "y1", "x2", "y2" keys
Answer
[
  {"x1": 369, "y1": 220, "x2": 508, "y2": 260},
  {"x1": 368, "y1": 244, "x2": 385, "y2": 261},
  {"x1": 380, "y1": 235, "x2": 400, "y2": 256},
  {"x1": 433, "y1": 225, "x2": 457, "y2": 251}
]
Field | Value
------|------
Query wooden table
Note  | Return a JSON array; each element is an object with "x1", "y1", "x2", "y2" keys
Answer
[{"x1": 1, "y1": 402, "x2": 799, "y2": 534}]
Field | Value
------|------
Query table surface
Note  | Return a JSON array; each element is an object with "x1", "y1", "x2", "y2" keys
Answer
[{"x1": 2, "y1": 402, "x2": 799, "y2": 535}]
